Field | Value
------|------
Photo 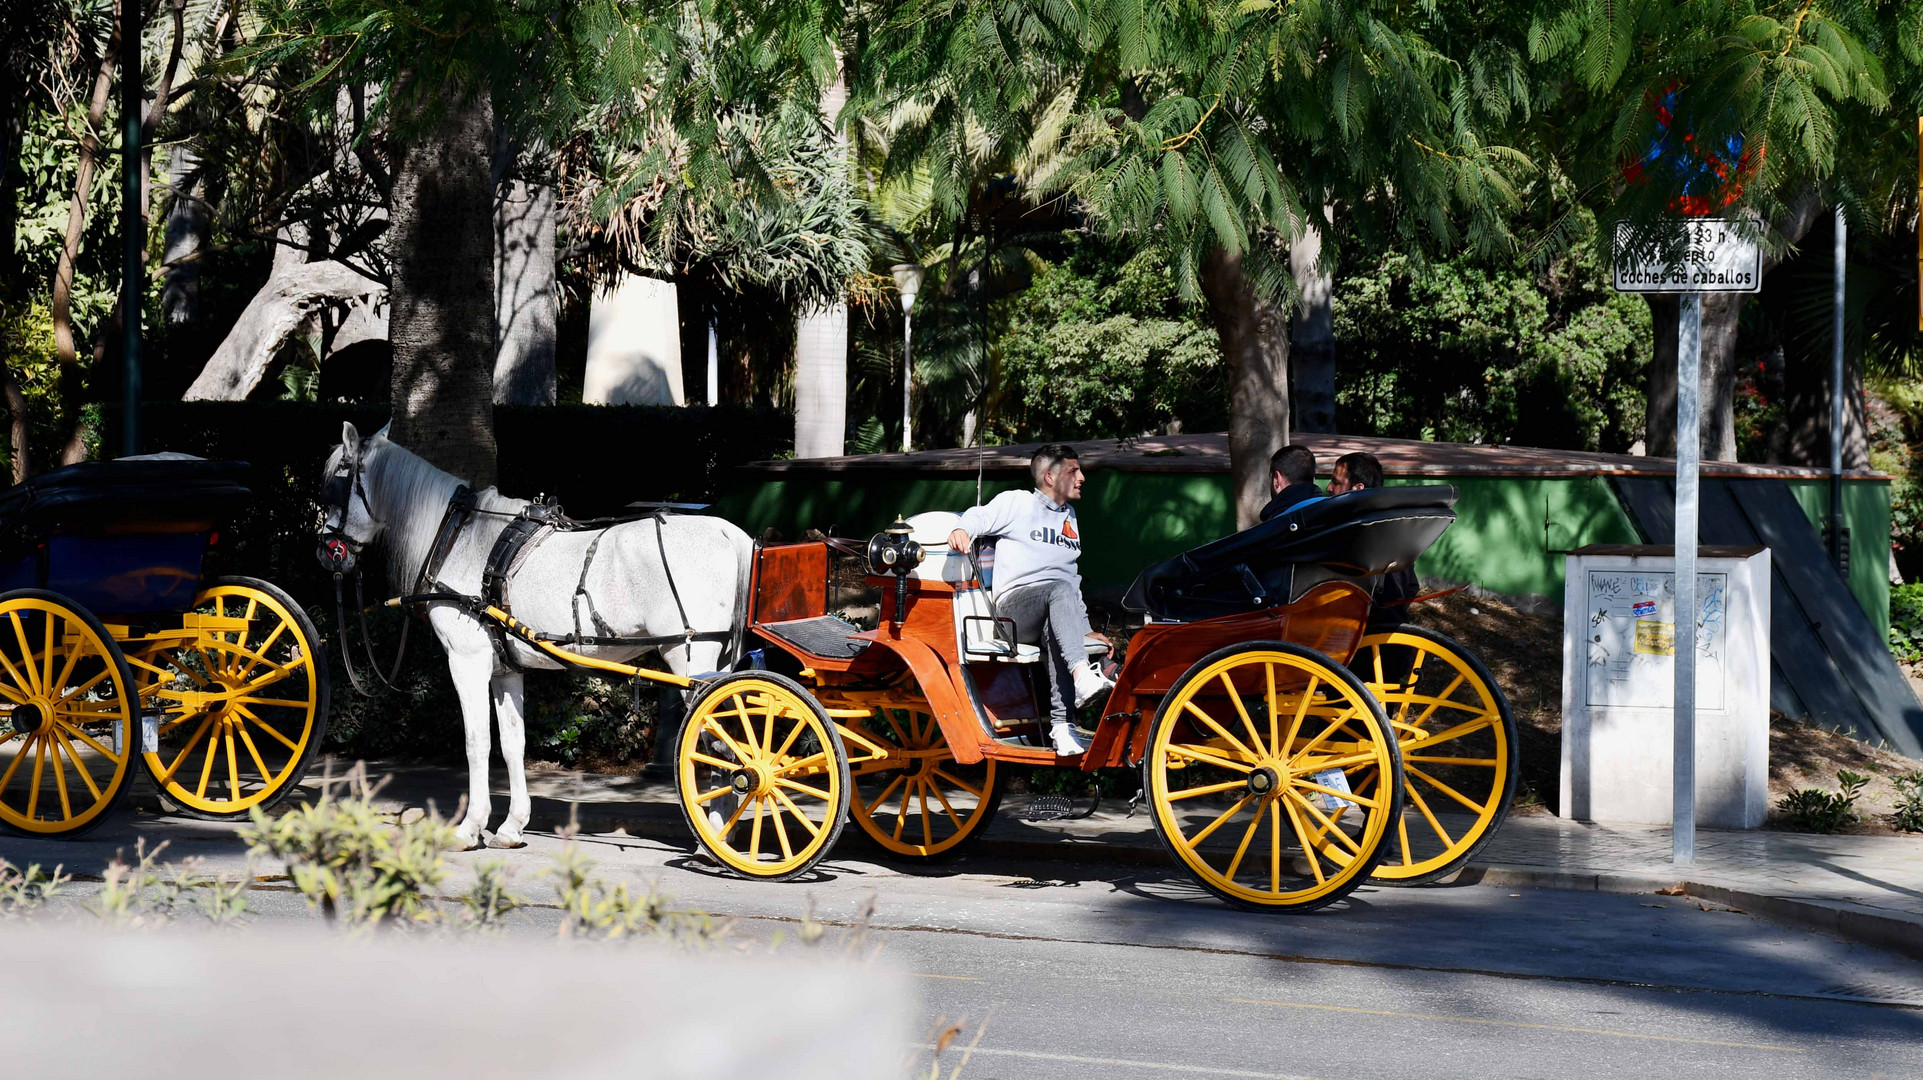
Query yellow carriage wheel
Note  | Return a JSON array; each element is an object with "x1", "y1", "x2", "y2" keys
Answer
[
  {"x1": 137, "y1": 577, "x2": 328, "y2": 819},
  {"x1": 0, "y1": 590, "x2": 139, "y2": 837},
  {"x1": 1353, "y1": 627, "x2": 1518, "y2": 885},
  {"x1": 675, "y1": 672, "x2": 850, "y2": 881},
  {"x1": 1142, "y1": 642, "x2": 1402, "y2": 913},
  {"x1": 845, "y1": 704, "x2": 1000, "y2": 859}
]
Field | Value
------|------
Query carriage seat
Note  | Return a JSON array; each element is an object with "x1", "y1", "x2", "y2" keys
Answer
[
  {"x1": 903, "y1": 511, "x2": 1110, "y2": 665},
  {"x1": 1122, "y1": 486, "x2": 1458, "y2": 624},
  {"x1": 0, "y1": 454, "x2": 252, "y2": 614}
]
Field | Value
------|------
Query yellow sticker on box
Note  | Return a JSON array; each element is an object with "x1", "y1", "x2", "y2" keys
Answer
[{"x1": 1634, "y1": 619, "x2": 1675, "y2": 655}]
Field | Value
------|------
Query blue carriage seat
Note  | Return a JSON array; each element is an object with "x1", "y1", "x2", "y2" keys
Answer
[
  {"x1": 1122, "y1": 486, "x2": 1458, "y2": 624},
  {"x1": 0, "y1": 454, "x2": 252, "y2": 614}
]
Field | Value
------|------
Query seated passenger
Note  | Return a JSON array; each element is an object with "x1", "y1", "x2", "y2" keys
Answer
[
  {"x1": 947, "y1": 443, "x2": 1112, "y2": 756},
  {"x1": 1329, "y1": 450, "x2": 1418, "y2": 634},
  {"x1": 1258, "y1": 444, "x2": 1325, "y2": 522}
]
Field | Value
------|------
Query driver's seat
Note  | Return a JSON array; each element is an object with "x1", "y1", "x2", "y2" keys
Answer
[{"x1": 904, "y1": 511, "x2": 1110, "y2": 666}]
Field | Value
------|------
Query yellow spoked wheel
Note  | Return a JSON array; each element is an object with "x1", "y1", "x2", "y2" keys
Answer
[
  {"x1": 845, "y1": 704, "x2": 1000, "y2": 859},
  {"x1": 134, "y1": 577, "x2": 328, "y2": 819},
  {"x1": 0, "y1": 590, "x2": 139, "y2": 837},
  {"x1": 1353, "y1": 627, "x2": 1518, "y2": 885},
  {"x1": 676, "y1": 672, "x2": 850, "y2": 881},
  {"x1": 1142, "y1": 642, "x2": 1402, "y2": 913}
]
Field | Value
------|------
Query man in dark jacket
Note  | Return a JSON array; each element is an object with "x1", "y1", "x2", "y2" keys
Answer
[{"x1": 1257, "y1": 444, "x2": 1324, "y2": 522}]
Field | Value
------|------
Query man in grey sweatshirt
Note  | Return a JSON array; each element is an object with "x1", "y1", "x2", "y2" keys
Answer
[{"x1": 947, "y1": 444, "x2": 1114, "y2": 756}]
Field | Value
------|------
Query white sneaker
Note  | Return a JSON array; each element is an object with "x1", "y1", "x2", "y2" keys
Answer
[
  {"x1": 1071, "y1": 661, "x2": 1115, "y2": 708},
  {"x1": 1048, "y1": 722, "x2": 1088, "y2": 757}
]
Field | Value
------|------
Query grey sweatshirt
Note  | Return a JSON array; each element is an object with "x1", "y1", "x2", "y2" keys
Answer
[{"x1": 957, "y1": 489, "x2": 1083, "y2": 594}]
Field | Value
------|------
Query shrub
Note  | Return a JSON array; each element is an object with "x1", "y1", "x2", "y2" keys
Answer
[
  {"x1": 0, "y1": 858, "x2": 67, "y2": 920},
  {"x1": 91, "y1": 839, "x2": 251, "y2": 927},
  {"x1": 1893, "y1": 771, "x2": 1923, "y2": 833},
  {"x1": 1890, "y1": 583, "x2": 1923, "y2": 662},
  {"x1": 1777, "y1": 770, "x2": 1872, "y2": 833}
]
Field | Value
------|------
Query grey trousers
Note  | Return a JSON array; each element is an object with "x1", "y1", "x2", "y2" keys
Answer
[{"x1": 995, "y1": 580, "x2": 1091, "y2": 725}]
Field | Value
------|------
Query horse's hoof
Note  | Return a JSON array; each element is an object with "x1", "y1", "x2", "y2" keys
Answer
[
  {"x1": 456, "y1": 833, "x2": 485, "y2": 852},
  {"x1": 485, "y1": 832, "x2": 528, "y2": 850}
]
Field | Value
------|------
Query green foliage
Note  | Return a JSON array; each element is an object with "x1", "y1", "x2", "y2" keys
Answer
[
  {"x1": 528, "y1": 675, "x2": 650, "y2": 769},
  {"x1": 1889, "y1": 583, "x2": 1923, "y2": 662},
  {"x1": 993, "y1": 238, "x2": 1222, "y2": 441},
  {"x1": 1333, "y1": 213, "x2": 1651, "y2": 451},
  {"x1": 1893, "y1": 771, "x2": 1923, "y2": 833},
  {"x1": 91, "y1": 839, "x2": 252, "y2": 927},
  {"x1": 0, "y1": 858, "x2": 67, "y2": 919},
  {"x1": 1872, "y1": 379, "x2": 1923, "y2": 580},
  {"x1": 1776, "y1": 770, "x2": 1872, "y2": 833},
  {"x1": 240, "y1": 773, "x2": 460, "y2": 927},
  {"x1": 545, "y1": 831, "x2": 724, "y2": 942}
]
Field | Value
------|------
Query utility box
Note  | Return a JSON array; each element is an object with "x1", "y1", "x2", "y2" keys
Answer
[{"x1": 1560, "y1": 545, "x2": 1772, "y2": 828}]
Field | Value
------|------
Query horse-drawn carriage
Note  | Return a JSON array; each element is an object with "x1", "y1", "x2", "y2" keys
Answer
[
  {"x1": 0, "y1": 457, "x2": 327, "y2": 837},
  {"x1": 675, "y1": 486, "x2": 1519, "y2": 911}
]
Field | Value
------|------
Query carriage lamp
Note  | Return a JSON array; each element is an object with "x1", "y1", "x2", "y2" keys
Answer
[
  {"x1": 867, "y1": 516, "x2": 925, "y2": 625},
  {"x1": 891, "y1": 263, "x2": 925, "y2": 452}
]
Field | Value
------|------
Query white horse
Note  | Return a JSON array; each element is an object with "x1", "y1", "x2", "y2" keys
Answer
[{"x1": 320, "y1": 422, "x2": 753, "y2": 848}]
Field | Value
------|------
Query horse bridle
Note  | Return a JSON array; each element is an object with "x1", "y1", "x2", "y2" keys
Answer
[
  {"x1": 315, "y1": 445, "x2": 411, "y2": 696},
  {"x1": 317, "y1": 446, "x2": 375, "y2": 576}
]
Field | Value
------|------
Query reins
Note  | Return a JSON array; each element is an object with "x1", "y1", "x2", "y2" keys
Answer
[{"x1": 321, "y1": 456, "x2": 725, "y2": 697}]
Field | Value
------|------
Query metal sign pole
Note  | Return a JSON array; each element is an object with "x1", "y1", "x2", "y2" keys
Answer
[
  {"x1": 1674, "y1": 292, "x2": 1702, "y2": 864},
  {"x1": 1831, "y1": 206, "x2": 1846, "y2": 563},
  {"x1": 120, "y1": 1, "x2": 142, "y2": 457}
]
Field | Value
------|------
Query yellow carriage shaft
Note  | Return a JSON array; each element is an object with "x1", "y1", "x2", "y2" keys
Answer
[{"x1": 414, "y1": 602, "x2": 696, "y2": 689}]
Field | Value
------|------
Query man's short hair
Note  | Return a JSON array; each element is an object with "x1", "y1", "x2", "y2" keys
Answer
[
  {"x1": 1334, "y1": 451, "x2": 1384, "y2": 490},
  {"x1": 1031, "y1": 443, "x2": 1079, "y2": 487},
  {"x1": 1269, "y1": 444, "x2": 1316, "y2": 485}
]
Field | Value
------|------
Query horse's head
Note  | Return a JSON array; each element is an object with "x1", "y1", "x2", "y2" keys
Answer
[{"x1": 317, "y1": 421, "x2": 386, "y2": 575}]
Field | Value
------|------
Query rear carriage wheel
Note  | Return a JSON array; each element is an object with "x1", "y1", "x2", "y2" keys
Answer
[
  {"x1": 1142, "y1": 642, "x2": 1403, "y2": 913},
  {"x1": 1353, "y1": 627, "x2": 1517, "y2": 885},
  {"x1": 135, "y1": 577, "x2": 328, "y2": 819},
  {"x1": 844, "y1": 704, "x2": 1001, "y2": 859},
  {"x1": 0, "y1": 591, "x2": 139, "y2": 837},
  {"x1": 675, "y1": 672, "x2": 851, "y2": 881}
]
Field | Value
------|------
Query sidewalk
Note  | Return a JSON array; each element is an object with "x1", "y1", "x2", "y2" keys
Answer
[{"x1": 312, "y1": 760, "x2": 1923, "y2": 961}]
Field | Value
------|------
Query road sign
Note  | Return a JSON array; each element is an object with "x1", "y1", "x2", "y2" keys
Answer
[{"x1": 1612, "y1": 219, "x2": 1761, "y2": 293}]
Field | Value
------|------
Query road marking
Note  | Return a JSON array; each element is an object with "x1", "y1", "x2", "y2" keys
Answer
[
  {"x1": 909, "y1": 972, "x2": 979, "y2": 980},
  {"x1": 924, "y1": 1045, "x2": 1318, "y2": 1079},
  {"x1": 1228, "y1": 998, "x2": 1806, "y2": 1053}
]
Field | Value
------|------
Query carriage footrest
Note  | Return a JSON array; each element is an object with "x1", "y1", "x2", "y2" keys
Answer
[{"x1": 758, "y1": 616, "x2": 871, "y2": 660}]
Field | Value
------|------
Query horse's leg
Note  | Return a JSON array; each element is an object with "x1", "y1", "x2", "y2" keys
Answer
[
  {"x1": 489, "y1": 670, "x2": 531, "y2": 848},
  {"x1": 447, "y1": 646, "x2": 497, "y2": 850}
]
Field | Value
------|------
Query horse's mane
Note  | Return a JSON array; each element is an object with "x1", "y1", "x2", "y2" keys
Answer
[{"x1": 365, "y1": 436, "x2": 521, "y2": 592}]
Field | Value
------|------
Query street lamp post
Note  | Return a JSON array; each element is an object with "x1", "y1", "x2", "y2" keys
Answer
[{"x1": 891, "y1": 263, "x2": 924, "y2": 453}]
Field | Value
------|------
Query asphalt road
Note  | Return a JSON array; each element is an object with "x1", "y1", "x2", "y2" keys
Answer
[{"x1": 8, "y1": 811, "x2": 1923, "y2": 1080}]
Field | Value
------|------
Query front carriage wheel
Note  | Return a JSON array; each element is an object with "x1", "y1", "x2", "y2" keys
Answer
[
  {"x1": 1353, "y1": 627, "x2": 1518, "y2": 885},
  {"x1": 135, "y1": 577, "x2": 328, "y2": 820},
  {"x1": 675, "y1": 672, "x2": 851, "y2": 881},
  {"x1": 0, "y1": 590, "x2": 139, "y2": 837},
  {"x1": 843, "y1": 703, "x2": 1001, "y2": 859},
  {"x1": 1141, "y1": 642, "x2": 1403, "y2": 913}
]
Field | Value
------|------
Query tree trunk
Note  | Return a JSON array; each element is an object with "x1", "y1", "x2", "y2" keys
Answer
[
  {"x1": 161, "y1": 145, "x2": 207, "y2": 326},
  {"x1": 183, "y1": 260, "x2": 385, "y2": 400},
  {"x1": 1288, "y1": 209, "x2": 1336, "y2": 434},
  {"x1": 492, "y1": 180, "x2": 557, "y2": 405},
  {"x1": 1643, "y1": 292, "x2": 1741, "y2": 460},
  {"x1": 791, "y1": 59, "x2": 849, "y2": 457},
  {"x1": 388, "y1": 85, "x2": 498, "y2": 487},
  {"x1": 1201, "y1": 245, "x2": 1291, "y2": 530}
]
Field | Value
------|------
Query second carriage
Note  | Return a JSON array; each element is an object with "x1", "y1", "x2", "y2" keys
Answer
[{"x1": 670, "y1": 485, "x2": 1520, "y2": 911}]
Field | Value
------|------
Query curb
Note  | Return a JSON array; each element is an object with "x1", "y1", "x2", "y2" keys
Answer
[{"x1": 490, "y1": 804, "x2": 1923, "y2": 963}]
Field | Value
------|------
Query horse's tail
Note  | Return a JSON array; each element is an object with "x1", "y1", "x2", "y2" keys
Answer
[{"x1": 727, "y1": 521, "x2": 754, "y2": 669}]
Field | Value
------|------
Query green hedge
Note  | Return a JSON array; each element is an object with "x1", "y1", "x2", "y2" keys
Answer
[{"x1": 96, "y1": 401, "x2": 790, "y2": 762}]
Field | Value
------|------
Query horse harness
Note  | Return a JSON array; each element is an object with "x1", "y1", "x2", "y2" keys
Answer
[{"x1": 321, "y1": 449, "x2": 727, "y2": 693}]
